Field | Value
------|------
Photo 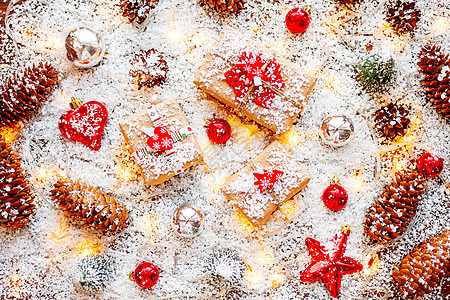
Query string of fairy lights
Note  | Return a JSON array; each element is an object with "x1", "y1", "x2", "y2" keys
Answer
[{"x1": 1, "y1": 0, "x2": 449, "y2": 298}]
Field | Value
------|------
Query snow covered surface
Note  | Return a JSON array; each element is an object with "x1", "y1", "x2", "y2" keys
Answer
[{"x1": 0, "y1": 0, "x2": 450, "y2": 299}]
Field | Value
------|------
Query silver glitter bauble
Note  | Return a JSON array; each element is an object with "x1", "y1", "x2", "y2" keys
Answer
[
  {"x1": 207, "y1": 249, "x2": 245, "y2": 287},
  {"x1": 65, "y1": 27, "x2": 104, "y2": 68},
  {"x1": 172, "y1": 205, "x2": 204, "y2": 238},
  {"x1": 320, "y1": 115, "x2": 354, "y2": 147}
]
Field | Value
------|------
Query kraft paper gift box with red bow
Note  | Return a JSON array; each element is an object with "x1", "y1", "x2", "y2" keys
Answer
[
  {"x1": 222, "y1": 141, "x2": 310, "y2": 226},
  {"x1": 119, "y1": 99, "x2": 204, "y2": 185},
  {"x1": 194, "y1": 26, "x2": 317, "y2": 134}
]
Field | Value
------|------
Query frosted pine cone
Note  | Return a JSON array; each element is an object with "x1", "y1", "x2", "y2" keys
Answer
[
  {"x1": 0, "y1": 137, "x2": 35, "y2": 229},
  {"x1": 364, "y1": 162, "x2": 425, "y2": 243},
  {"x1": 417, "y1": 45, "x2": 450, "y2": 119},
  {"x1": 130, "y1": 49, "x2": 168, "y2": 89},
  {"x1": 120, "y1": 0, "x2": 159, "y2": 25},
  {"x1": 374, "y1": 103, "x2": 410, "y2": 141},
  {"x1": 385, "y1": 1, "x2": 421, "y2": 35},
  {"x1": 201, "y1": 0, "x2": 246, "y2": 13},
  {"x1": 392, "y1": 230, "x2": 450, "y2": 298},
  {"x1": 0, "y1": 63, "x2": 58, "y2": 127},
  {"x1": 50, "y1": 178, "x2": 129, "y2": 234}
]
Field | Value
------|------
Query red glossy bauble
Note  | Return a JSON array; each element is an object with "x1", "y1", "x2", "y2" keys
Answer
[
  {"x1": 417, "y1": 153, "x2": 444, "y2": 178},
  {"x1": 285, "y1": 8, "x2": 310, "y2": 34},
  {"x1": 59, "y1": 100, "x2": 108, "y2": 151},
  {"x1": 207, "y1": 119, "x2": 231, "y2": 144},
  {"x1": 132, "y1": 262, "x2": 159, "y2": 289},
  {"x1": 322, "y1": 184, "x2": 348, "y2": 211}
]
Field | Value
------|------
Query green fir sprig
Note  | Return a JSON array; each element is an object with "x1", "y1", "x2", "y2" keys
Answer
[{"x1": 355, "y1": 55, "x2": 396, "y2": 94}]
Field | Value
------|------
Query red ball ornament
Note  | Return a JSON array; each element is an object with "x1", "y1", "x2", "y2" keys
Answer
[
  {"x1": 417, "y1": 153, "x2": 444, "y2": 178},
  {"x1": 207, "y1": 118, "x2": 231, "y2": 144},
  {"x1": 322, "y1": 176, "x2": 348, "y2": 211},
  {"x1": 130, "y1": 262, "x2": 159, "y2": 289},
  {"x1": 59, "y1": 97, "x2": 108, "y2": 151},
  {"x1": 285, "y1": 8, "x2": 311, "y2": 34}
]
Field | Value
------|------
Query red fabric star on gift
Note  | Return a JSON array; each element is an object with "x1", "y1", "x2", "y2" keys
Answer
[
  {"x1": 300, "y1": 226, "x2": 363, "y2": 298},
  {"x1": 253, "y1": 169, "x2": 284, "y2": 193},
  {"x1": 225, "y1": 52, "x2": 285, "y2": 108}
]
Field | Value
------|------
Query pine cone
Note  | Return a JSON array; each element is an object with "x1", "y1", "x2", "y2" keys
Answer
[
  {"x1": 119, "y1": 0, "x2": 159, "y2": 25},
  {"x1": 335, "y1": 0, "x2": 361, "y2": 5},
  {"x1": 385, "y1": 1, "x2": 421, "y2": 35},
  {"x1": 0, "y1": 137, "x2": 35, "y2": 229},
  {"x1": 50, "y1": 178, "x2": 129, "y2": 234},
  {"x1": 374, "y1": 103, "x2": 411, "y2": 140},
  {"x1": 364, "y1": 163, "x2": 425, "y2": 243},
  {"x1": 0, "y1": 63, "x2": 58, "y2": 127},
  {"x1": 417, "y1": 45, "x2": 450, "y2": 119},
  {"x1": 392, "y1": 230, "x2": 450, "y2": 298},
  {"x1": 130, "y1": 49, "x2": 168, "y2": 89},
  {"x1": 201, "y1": 0, "x2": 246, "y2": 13}
]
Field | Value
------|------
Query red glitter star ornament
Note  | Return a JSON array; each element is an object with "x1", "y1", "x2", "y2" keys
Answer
[
  {"x1": 225, "y1": 52, "x2": 285, "y2": 108},
  {"x1": 253, "y1": 169, "x2": 284, "y2": 193},
  {"x1": 300, "y1": 226, "x2": 363, "y2": 298}
]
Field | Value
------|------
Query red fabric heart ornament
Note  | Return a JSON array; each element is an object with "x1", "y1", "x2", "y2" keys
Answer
[
  {"x1": 59, "y1": 101, "x2": 108, "y2": 151},
  {"x1": 146, "y1": 126, "x2": 174, "y2": 151}
]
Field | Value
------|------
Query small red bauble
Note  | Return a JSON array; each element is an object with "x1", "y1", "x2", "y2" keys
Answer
[
  {"x1": 285, "y1": 8, "x2": 310, "y2": 34},
  {"x1": 131, "y1": 262, "x2": 159, "y2": 289},
  {"x1": 207, "y1": 118, "x2": 231, "y2": 144},
  {"x1": 59, "y1": 98, "x2": 108, "y2": 151},
  {"x1": 322, "y1": 182, "x2": 348, "y2": 211},
  {"x1": 417, "y1": 153, "x2": 444, "y2": 178}
]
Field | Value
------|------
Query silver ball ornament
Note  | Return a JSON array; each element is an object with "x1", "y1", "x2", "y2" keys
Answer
[
  {"x1": 65, "y1": 27, "x2": 104, "y2": 68},
  {"x1": 172, "y1": 205, "x2": 204, "y2": 238},
  {"x1": 320, "y1": 115, "x2": 354, "y2": 147}
]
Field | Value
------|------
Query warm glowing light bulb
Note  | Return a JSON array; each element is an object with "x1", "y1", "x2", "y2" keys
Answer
[
  {"x1": 142, "y1": 215, "x2": 159, "y2": 233},
  {"x1": 433, "y1": 17, "x2": 449, "y2": 33},
  {"x1": 364, "y1": 252, "x2": 380, "y2": 277},
  {"x1": 278, "y1": 198, "x2": 297, "y2": 220},
  {"x1": 117, "y1": 166, "x2": 134, "y2": 182},
  {"x1": 234, "y1": 210, "x2": 254, "y2": 234},
  {"x1": 245, "y1": 269, "x2": 263, "y2": 285},
  {"x1": 168, "y1": 24, "x2": 183, "y2": 42},
  {"x1": 325, "y1": 74, "x2": 342, "y2": 91},
  {"x1": 76, "y1": 239, "x2": 103, "y2": 257},
  {"x1": 270, "y1": 269, "x2": 287, "y2": 288}
]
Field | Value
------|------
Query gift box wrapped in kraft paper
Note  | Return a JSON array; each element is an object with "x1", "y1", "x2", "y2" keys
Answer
[
  {"x1": 119, "y1": 99, "x2": 203, "y2": 185},
  {"x1": 222, "y1": 141, "x2": 310, "y2": 226},
  {"x1": 194, "y1": 25, "x2": 317, "y2": 134}
]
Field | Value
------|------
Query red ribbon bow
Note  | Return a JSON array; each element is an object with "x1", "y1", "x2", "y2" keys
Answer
[{"x1": 225, "y1": 52, "x2": 285, "y2": 108}]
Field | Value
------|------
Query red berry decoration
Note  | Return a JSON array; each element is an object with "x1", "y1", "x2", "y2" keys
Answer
[
  {"x1": 322, "y1": 176, "x2": 348, "y2": 211},
  {"x1": 207, "y1": 118, "x2": 231, "y2": 144},
  {"x1": 59, "y1": 97, "x2": 108, "y2": 151},
  {"x1": 130, "y1": 262, "x2": 159, "y2": 289},
  {"x1": 417, "y1": 152, "x2": 444, "y2": 178},
  {"x1": 300, "y1": 226, "x2": 363, "y2": 298},
  {"x1": 285, "y1": 8, "x2": 311, "y2": 34}
]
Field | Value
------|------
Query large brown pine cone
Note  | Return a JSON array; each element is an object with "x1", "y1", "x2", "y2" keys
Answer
[
  {"x1": 0, "y1": 63, "x2": 58, "y2": 127},
  {"x1": 0, "y1": 137, "x2": 35, "y2": 229},
  {"x1": 201, "y1": 0, "x2": 246, "y2": 13},
  {"x1": 119, "y1": 0, "x2": 159, "y2": 25},
  {"x1": 385, "y1": 1, "x2": 421, "y2": 35},
  {"x1": 50, "y1": 178, "x2": 129, "y2": 234},
  {"x1": 417, "y1": 44, "x2": 450, "y2": 119},
  {"x1": 364, "y1": 163, "x2": 425, "y2": 243},
  {"x1": 392, "y1": 230, "x2": 450, "y2": 298}
]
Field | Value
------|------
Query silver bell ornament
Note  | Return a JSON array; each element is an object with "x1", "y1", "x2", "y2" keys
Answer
[
  {"x1": 65, "y1": 27, "x2": 104, "y2": 68},
  {"x1": 172, "y1": 205, "x2": 204, "y2": 238},
  {"x1": 320, "y1": 115, "x2": 354, "y2": 147}
]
